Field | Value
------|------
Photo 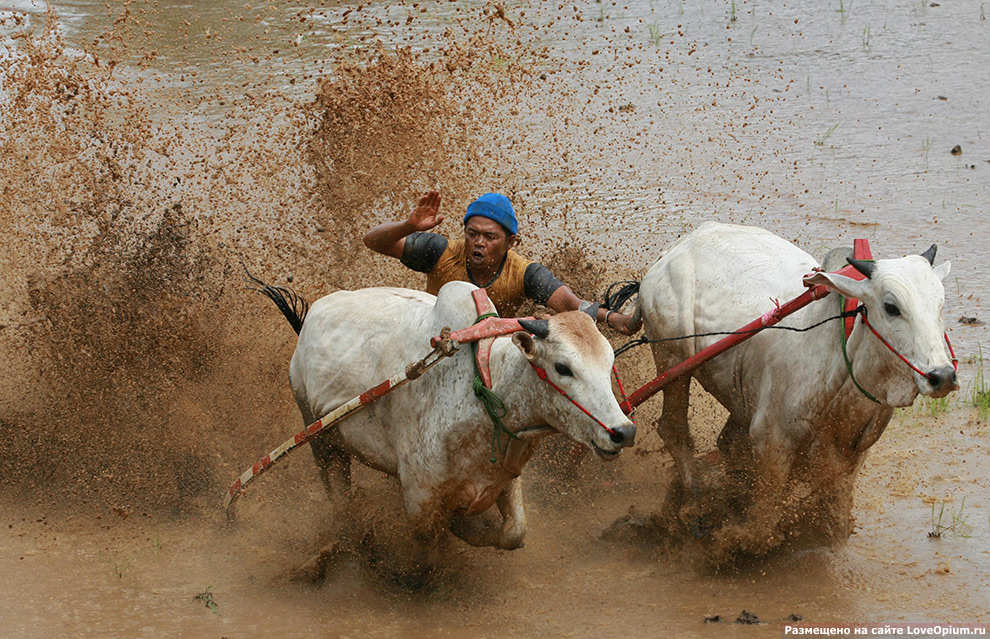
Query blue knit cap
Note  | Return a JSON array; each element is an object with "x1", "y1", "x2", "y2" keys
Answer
[{"x1": 464, "y1": 193, "x2": 518, "y2": 236}]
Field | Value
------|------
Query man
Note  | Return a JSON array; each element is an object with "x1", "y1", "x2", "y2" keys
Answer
[{"x1": 363, "y1": 191, "x2": 641, "y2": 335}]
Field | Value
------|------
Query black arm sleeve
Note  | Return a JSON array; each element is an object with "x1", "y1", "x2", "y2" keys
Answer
[
  {"x1": 524, "y1": 262, "x2": 565, "y2": 306},
  {"x1": 400, "y1": 232, "x2": 449, "y2": 273}
]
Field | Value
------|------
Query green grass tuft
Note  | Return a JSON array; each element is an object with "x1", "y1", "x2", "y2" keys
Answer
[
  {"x1": 928, "y1": 497, "x2": 973, "y2": 539},
  {"x1": 195, "y1": 587, "x2": 220, "y2": 615},
  {"x1": 815, "y1": 123, "x2": 840, "y2": 147},
  {"x1": 971, "y1": 344, "x2": 989, "y2": 420},
  {"x1": 648, "y1": 22, "x2": 663, "y2": 46},
  {"x1": 917, "y1": 394, "x2": 951, "y2": 416}
]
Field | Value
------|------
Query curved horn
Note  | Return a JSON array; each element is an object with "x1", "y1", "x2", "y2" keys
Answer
[
  {"x1": 920, "y1": 244, "x2": 937, "y2": 265},
  {"x1": 846, "y1": 257, "x2": 876, "y2": 279},
  {"x1": 578, "y1": 300, "x2": 600, "y2": 323},
  {"x1": 518, "y1": 318, "x2": 550, "y2": 339}
]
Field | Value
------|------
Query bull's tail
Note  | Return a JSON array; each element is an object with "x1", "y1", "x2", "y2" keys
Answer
[
  {"x1": 604, "y1": 279, "x2": 642, "y2": 330},
  {"x1": 242, "y1": 264, "x2": 310, "y2": 335},
  {"x1": 603, "y1": 280, "x2": 640, "y2": 312}
]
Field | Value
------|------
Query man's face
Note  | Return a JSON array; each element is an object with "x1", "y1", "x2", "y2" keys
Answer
[{"x1": 464, "y1": 216, "x2": 516, "y2": 272}]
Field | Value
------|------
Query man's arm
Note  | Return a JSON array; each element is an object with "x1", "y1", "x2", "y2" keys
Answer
[
  {"x1": 524, "y1": 262, "x2": 642, "y2": 336},
  {"x1": 545, "y1": 285, "x2": 642, "y2": 336},
  {"x1": 363, "y1": 190, "x2": 444, "y2": 259}
]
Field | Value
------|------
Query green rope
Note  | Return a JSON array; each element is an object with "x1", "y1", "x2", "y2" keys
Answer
[
  {"x1": 469, "y1": 311, "x2": 519, "y2": 463},
  {"x1": 839, "y1": 294, "x2": 881, "y2": 405}
]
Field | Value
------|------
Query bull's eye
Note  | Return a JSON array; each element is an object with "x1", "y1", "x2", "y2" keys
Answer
[
  {"x1": 884, "y1": 302, "x2": 901, "y2": 317},
  {"x1": 554, "y1": 362, "x2": 574, "y2": 377}
]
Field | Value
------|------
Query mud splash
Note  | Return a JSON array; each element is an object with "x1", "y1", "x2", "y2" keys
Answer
[{"x1": 0, "y1": 5, "x2": 537, "y2": 515}]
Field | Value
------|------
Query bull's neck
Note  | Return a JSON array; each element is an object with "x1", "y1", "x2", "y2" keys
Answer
[
  {"x1": 806, "y1": 297, "x2": 899, "y2": 453},
  {"x1": 484, "y1": 338, "x2": 557, "y2": 431}
]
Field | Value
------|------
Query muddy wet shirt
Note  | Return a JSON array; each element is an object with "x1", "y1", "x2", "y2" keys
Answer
[{"x1": 401, "y1": 232, "x2": 564, "y2": 317}]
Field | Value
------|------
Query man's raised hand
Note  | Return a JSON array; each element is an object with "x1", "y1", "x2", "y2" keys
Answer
[{"x1": 408, "y1": 190, "x2": 444, "y2": 231}]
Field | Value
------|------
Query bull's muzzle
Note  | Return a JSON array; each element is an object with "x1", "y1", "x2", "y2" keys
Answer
[
  {"x1": 926, "y1": 366, "x2": 959, "y2": 397},
  {"x1": 608, "y1": 422, "x2": 637, "y2": 447}
]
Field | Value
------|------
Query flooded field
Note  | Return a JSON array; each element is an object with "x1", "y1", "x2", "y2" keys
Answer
[{"x1": 1, "y1": 0, "x2": 988, "y2": 637}]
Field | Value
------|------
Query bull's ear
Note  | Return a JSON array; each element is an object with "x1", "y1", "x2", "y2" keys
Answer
[
  {"x1": 933, "y1": 260, "x2": 951, "y2": 282},
  {"x1": 512, "y1": 331, "x2": 541, "y2": 361},
  {"x1": 804, "y1": 271, "x2": 873, "y2": 301}
]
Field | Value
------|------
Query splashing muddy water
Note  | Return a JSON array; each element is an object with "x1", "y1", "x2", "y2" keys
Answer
[{"x1": 1, "y1": 1, "x2": 988, "y2": 637}]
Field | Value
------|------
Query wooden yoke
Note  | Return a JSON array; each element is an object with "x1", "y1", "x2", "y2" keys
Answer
[
  {"x1": 430, "y1": 314, "x2": 534, "y2": 348},
  {"x1": 843, "y1": 238, "x2": 873, "y2": 338},
  {"x1": 472, "y1": 289, "x2": 499, "y2": 388}
]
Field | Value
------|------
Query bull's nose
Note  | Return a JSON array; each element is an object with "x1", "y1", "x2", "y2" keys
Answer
[
  {"x1": 927, "y1": 366, "x2": 959, "y2": 395},
  {"x1": 609, "y1": 423, "x2": 636, "y2": 447}
]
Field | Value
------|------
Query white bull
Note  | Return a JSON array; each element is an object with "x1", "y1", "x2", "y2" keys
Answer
[
  {"x1": 637, "y1": 222, "x2": 957, "y2": 545},
  {"x1": 267, "y1": 280, "x2": 634, "y2": 568}
]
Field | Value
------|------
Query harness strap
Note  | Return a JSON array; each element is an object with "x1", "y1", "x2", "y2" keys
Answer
[
  {"x1": 844, "y1": 239, "x2": 873, "y2": 338},
  {"x1": 612, "y1": 365, "x2": 635, "y2": 422},
  {"x1": 472, "y1": 289, "x2": 499, "y2": 389},
  {"x1": 529, "y1": 362, "x2": 619, "y2": 436},
  {"x1": 838, "y1": 239, "x2": 884, "y2": 403},
  {"x1": 839, "y1": 301, "x2": 882, "y2": 404},
  {"x1": 841, "y1": 301, "x2": 959, "y2": 404},
  {"x1": 468, "y1": 290, "x2": 520, "y2": 463}
]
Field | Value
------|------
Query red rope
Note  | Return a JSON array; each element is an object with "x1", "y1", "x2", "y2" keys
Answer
[
  {"x1": 529, "y1": 362, "x2": 618, "y2": 436},
  {"x1": 945, "y1": 332, "x2": 959, "y2": 372},
  {"x1": 860, "y1": 309, "x2": 958, "y2": 379},
  {"x1": 612, "y1": 365, "x2": 635, "y2": 423}
]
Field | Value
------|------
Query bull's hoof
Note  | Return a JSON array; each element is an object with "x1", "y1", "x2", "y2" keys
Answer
[
  {"x1": 687, "y1": 513, "x2": 718, "y2": 539},
  {"x1": 290, "y1": 543, "x2": 341, "y2": 583},
  {"x1": 678, "y1": 487, "x2": 722, "y2": 540},
  {"x1": 600, "y1": 507, "x2": 666, "y2": 544}
]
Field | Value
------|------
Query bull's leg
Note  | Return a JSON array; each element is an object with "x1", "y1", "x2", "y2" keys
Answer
[
  {"x1": 397, "y1": 476, "x2": 447, "y2": 575},
  {"x1": 717, "y1": 414, "x2": 755, "y2": 478},
  {"x1": 496, "y1": 478, "x2": 527, "y2": 549},
  {"x1": 716, "y1": 414, "x2": 756, "y2": 519},
  {"x1": 657, "y1": 376, "x2": 698, "y2": 489},
  {"x1": 449, "y1": 479, "x2": 527, "y2": 550},
  {"x1": 292, "y1": 409, "x2": 355, "y2": 581},
  {"x1": 717, "y1": 413, "x2": 802, "y2": 554},
  {"x1": 658, "y1": 376, "x2": 727, "y2": 538},
  {"x1": 310, "y1": 436, "x2": 352, "y2": 503},
  {"x1": 750, "y1": 414, "x2": 800, "y2": 486}
]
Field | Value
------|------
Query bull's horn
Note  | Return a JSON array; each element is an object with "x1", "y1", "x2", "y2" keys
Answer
[
  {"x1": 518, "y1": 318, "x2": 550, "y2": 339},
  {"x1": 920, "y1": 244, "x2": 937, "y2": 265},
  {"x1": 846, "y1": 257, "x2": 876, "y2": 279},
  {"x1": 578, "y1": 300, "x2": 600, "y2": 323}
]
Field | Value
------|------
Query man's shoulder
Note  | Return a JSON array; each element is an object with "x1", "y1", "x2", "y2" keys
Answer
[
  {"x1": 401, "y1": 232, "x2": 451, "y2": 273},
  {"x1": 505, "y1": 247, "x2": 534, "y2": 267}
]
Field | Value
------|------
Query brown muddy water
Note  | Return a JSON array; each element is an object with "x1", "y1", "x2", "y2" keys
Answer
[{"x1": 1, "y1": 1, "x2": 988, "y2": 637}]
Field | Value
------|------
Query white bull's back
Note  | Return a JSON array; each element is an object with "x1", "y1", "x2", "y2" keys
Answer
[
  {"x1": 639, "y1": 222, "x2": 835, "y2": 423},
  {"x1": 641, "y1": 222, "x2": 820, "y2": 338},
  {"x1": 288, "y1": 282, "x2": 481, "y2": 474}
]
